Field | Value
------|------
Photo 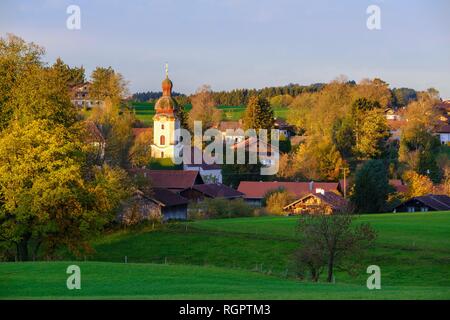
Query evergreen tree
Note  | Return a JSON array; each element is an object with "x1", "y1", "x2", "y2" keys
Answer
[
  {"x1": 352, "y1": 160, "x2": 391, "y2": 213},
  {"x1": 242, "y1": 96, "x2": 274, "y2": 131}
]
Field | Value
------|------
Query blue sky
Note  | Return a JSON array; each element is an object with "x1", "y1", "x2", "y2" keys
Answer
[{"x1": 1, "y1": 0, "x2": 449, "y2": 98}]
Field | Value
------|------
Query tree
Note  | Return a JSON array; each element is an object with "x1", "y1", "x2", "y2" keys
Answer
[
  {"x1": 129, "y1": 130, "x2": 153, "y2": 167},
  {"x1": 5, "y1": 64, "x2": 77, "y2": 128},
  {"x1": 188, "y1": 85, "x2": 222, "y2": 131},
  {"x1": 90, "y1": 67, "x2": 128, "y2": 106},
  {"x1": 354, "y1": 108, "x2": 390, "y2": 159},
  {"x1": 0, "y1": 34, "x2": 44, "y2": 129},
  {"x1": 89, "y1": 98, "x2": 135, "y2": 167},
  {"x1": 242, "y1": 96, "x2": 274, "y2": 131},
  {"x1": 269, "y1": 94, "x2": 293, "y2": 108},
  {"x1": 0, "y1": 120, "x2": 132, "y2": 260},
  {"x1": 399, "y1": 94, "x2": 442, "y2": 181},
  {"x1": 264, "y1": 189, "x2": 295, "y2": 215},
  {"x1": 295, "y1": 213, "x2": 376, "y2": 282},
  {"x1": 351, "y1": 160, "x2": 391, "y2": 213},
  {"x1": 51, "y1": 57, "x2": 85, "y2": 88},
  {"x1": 293, "y1": 137, "x2": 344, "y2": 181},
  {"x1": 403, "y1": 170, "x2": 434, "y2": 197},
  {"x1": 352, "y1": 78, "x2": 392, "y2": 107}
]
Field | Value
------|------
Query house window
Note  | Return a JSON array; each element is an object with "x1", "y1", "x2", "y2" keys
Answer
[
  {"x1": 161, "y1": 124, "x2": 165, "y2": 130},
  {"x1": 161, "y1": 152, "x2": 164, "y2": 157},
  {"x1": 160, "y1": 135, "x2": 165, "y2": 145}
]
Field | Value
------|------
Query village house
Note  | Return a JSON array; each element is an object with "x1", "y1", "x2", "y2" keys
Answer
[
  {"x1": 387, "y1": 119, "x2": 407, "y2": 141},
  {"x1": 129, "y1": 169, "x2": 204, "y2": 193},
  {"x1": 237, "y1": 181, "x2": 340, "y2": 206},
  {"x1": 393, "y1": 194, "x2": 450, "y2": 213},
  {"x1": 283, "y1": 188, "x2": 349, "y2": 215},
  {"x1": 384, "y1": 108, "x2": 403, "y2": 121},
  {"x1": 150, "y1": 188, "x2": 189, "y2": 220},
  {"x1": 230, "y1": 136, "x2": 279, "y2": 168},
  {"x1": 435, "y1": 124, "x2": 450, "y2": 145},
  {"x1": 274, "y1": 118, "x2": 295, "y2": 138},
  {"x1": 179, "y1": 183, "x2": 244, "y2": 202},
  {"x1": 182, "y1": 147, "x2": 223, "y2": 183},
  {"x1": 70, "y1": 82, "x2": 103, "y2": 109},
  {"x1": 119, "y1": 188, "x2": 188, "y2": 223},
  {"x1": 218, "y1": 120, "x2": 245, "y2": 144},
  {"x1": 83, "y1": 120, "x2": 106, "y2": 161}
]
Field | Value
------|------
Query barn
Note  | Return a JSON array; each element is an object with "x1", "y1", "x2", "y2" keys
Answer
[{"x1": 393, "y1": 194, "x2": 450, "y2": 213}]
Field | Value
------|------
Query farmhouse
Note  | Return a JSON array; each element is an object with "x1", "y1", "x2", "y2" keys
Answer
[
  {"x1": 180, "y1": 183, "x2": 244, "y2": 202},
  {"x1": 218, "y1": 120, "x2": 245, "y2": 144},
  {"x1": 237, "y1": 181, "x2": 340, "y2": 206},
  {"x1": 283, "y1": 189, "x2": 349, "y2": 215},
  {"x1": 150, "y1": 188, "x2": 189, "y2": 220},
  {"x1": 83, "y1": 120, "x2": 106, "y2": 161},
  {"x1": 70, "y1": 82, "x2": 103, "y2": 109},
  {"x1": 129, "y1": 169, "x2": 204, "y2": 192},
  {"x1": 435, "y1": 124, "x2": 450, "y2": 145},
  {"x1": 274, "y1": 118, "x2": 295, "y2": 137},
  {"x1": 119, "y1": 188, "x2": 188, "y2": 222},
  {"x1": 394, "y1": 194, "x2": 450, "y2": 212}
]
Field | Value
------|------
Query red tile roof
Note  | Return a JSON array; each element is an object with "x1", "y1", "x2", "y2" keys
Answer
[
  {"x1": 387, "y1": 120, "x2": 407, "y2": 131},
  {"x1": 436, "y1": 124, "x2": 450, "y2": 134},
  {"x1": 151, "y1": 188, "x2": 188, "y2": 207},
  {"x1": 237, "y1": 181, "x2": 339, "y2": 199},
  {"x1": 129, "y1": 169, "x2": 204, "y2": 190},
  {"x1": 132, "y1": 128, "x2": 152, "y2": 138},
  {"x1": 191, "y1": 183, "x2": 244, "y2": 199},
  {"x1": 218, "y1": 121, "x2": 243, "y2": 132},
  {"x1": 83, "y1": 121, "x2": 105, "y2": 143}
]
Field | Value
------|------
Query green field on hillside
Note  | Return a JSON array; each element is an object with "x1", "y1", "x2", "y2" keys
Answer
[
  {"x1": 131, "y1": 102, "x2": 289, "y2": 125},
  {"x1": 1, "y1": 262, "x2": 449, "y2": 299},
  {"x1": 1, "y1": 212, "x2": 449, "y2": 299}
]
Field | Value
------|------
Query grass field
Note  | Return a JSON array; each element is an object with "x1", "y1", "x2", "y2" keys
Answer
[
  {"x1": 1, "y1": 262, "x2": 449, "y2": 299},
  {"x1": 131, "y1": 102, "x2": 289, "y2": 125},
  {"x1": 1, "y1": 212, "x2": 449, "y2": 299}
]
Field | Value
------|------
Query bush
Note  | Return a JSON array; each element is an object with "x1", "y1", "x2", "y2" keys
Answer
[
  {"x1": 263, "y1": 188, "x2": 295, "y2": 215},
  {"x1": 188, "y1": 198, "x2": 254, "y2": 219}
]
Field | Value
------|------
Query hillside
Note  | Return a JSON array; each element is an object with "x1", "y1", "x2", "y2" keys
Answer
[
  {"x1": 1, "y1": 261, "x2": 449, "y2": 299},
  {"x1": 1, "y1": 212, "x2": 448, "y2": 299}
]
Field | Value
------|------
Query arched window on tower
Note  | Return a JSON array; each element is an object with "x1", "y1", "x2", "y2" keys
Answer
[
  {"x1": 160, "y1": 135, "x2": 165, "y2": 145},
  {"x1": 161, "y1": 124, "x2": 164, "y2": 130}
]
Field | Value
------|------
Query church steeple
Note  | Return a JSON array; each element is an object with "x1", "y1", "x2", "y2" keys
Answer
[
  {"x1": 155, "y1": 63, "x2": 177, "y2": 114},
  {"x1": 162, "y1": 63, "x2": 173, "y2": 97},
  {"x1": 151, "y1": 64, "x2": 181, "y2": 160}
]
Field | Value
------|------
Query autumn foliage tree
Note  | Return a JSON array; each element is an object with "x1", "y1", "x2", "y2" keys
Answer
[
  {"x1": 188, "y1": 85, "x2": 222, "y2": 131},
  {"x1": 0, "y1": 120, "x2": 132, "y2": 260}
]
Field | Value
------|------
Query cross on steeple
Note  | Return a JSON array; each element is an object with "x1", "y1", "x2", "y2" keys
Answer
[{"x1": 165, "y1": 63, "x2": 169, "y2": 78}]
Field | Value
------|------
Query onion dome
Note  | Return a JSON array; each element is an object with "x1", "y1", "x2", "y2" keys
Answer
[{"x1": 155, "y1": 64, "x2": 178, "y2": 115}]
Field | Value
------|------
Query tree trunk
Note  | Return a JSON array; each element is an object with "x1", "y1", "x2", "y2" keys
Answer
[
  {"x1": 32, "y1": 240, "x2": 42, "y2": 261},
  {"x1": 327, "y1": 256, "x2": 334, "y2": 283},
  {"x1": 17, "y1": 234, "x2": 31, "y2": 261}
]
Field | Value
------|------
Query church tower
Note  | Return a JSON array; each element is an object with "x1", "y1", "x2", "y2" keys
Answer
[{"x1": 151, "y1": 64, "x2": 181, "y2": 159}]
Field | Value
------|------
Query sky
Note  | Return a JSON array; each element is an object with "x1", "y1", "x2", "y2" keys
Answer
[{"x1": 1, "y1": 0, "x2": 449, "y2": 98}]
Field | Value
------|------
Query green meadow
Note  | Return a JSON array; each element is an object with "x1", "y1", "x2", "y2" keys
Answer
[
  {"x1": 1, "y1": 212, "x2": 449, "y2": 299},
  {"x1": 131, "y1": 102, "x2": 289, "y2": 125}
]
